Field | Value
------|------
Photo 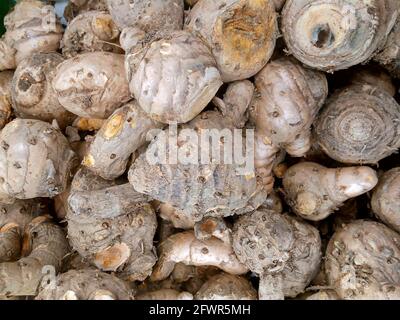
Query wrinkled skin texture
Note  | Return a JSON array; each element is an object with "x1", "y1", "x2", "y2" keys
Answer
[
  {"x1": 64, "y1": 0, "x2": 109, "y2": 23},
  {"x1": 186, "y1": 0, "x2": 277, "y2": 82},
  {"x1": 314, "y1": 84, "x2": 400, "y2": 164},
  {"x1": 127, "y1": 30, "x2": 222, "y2": 124},
  {"x1": 67, "y1": 168, "x2": 157, "y2": 281},
  {"x1": 84, "y1": 101, "x2": 164, "y2": 180},
  {"x1": 0, "y1": 37, "x2": 16, "y2": 71},
  {"x1": 375, "y1": 18, "x2": 400, "y2": 78},
  {"x1": 36, "y1": 269, "x2": 133, "y2": 300},
  {"x1": 371, "y1": 168, "x2": 400, "y2": 233},
  {"x1": 0, "y1": 119, "x2": 78, "y2": 199},
  {"x1": 52, "y1": 52, "x2": 130, "y2": 119},
  {"x1": 282, "y1": 0, "x2": 399, "y2": 72},
  {"x1": 283, "y1": 162, "x2": 378, "y2": 221},
  {"x1": 136, "y1": 289, "x2": 193, "y2": 300},
  {"x1": 3, "y1": 0, "x2": 64, "y2": 65},
  {"x1": 129, "y1": 110, "x2": 266, "y2": 221},
  {"x1": 0, "y1": 199, "x2": 46, "y2": 262},
  {"x1": 253, "y1": 57, "x2": 328, "y2": 193},
  {"x1": 0, "y1": 216, "x2": 69, "y2": 296},
  {"x1": 106, "y1": 0, "x2": 184, "y2": 32},
  {"x1": 195, "y1": 273, "x2": 257, "y2": 300},
  {"x1": 62, "y1": 11, "x2": 122, "y2": 58},
  {"x1": 232, "y1": 209, "x2": 321, "y2": 299},
  {"x1": 11, "y1": 53, "x2": 76, "y2": 129},
  {"x1": 0, "y1": 71, "x2": 14, "y2": 130},
  {"x1": 151, "y1": 231, "x2": 248, "y2": 281},
  {"x1": 325, "y1": 220, "x2": 400, "y2": 300}
]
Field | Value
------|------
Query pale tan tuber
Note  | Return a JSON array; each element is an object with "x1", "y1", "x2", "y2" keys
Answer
[
  {"x1": 0, "y1": 36, "x2": 16, "y2": 71},
  {"x1": 0, "y1": 71, "x2": 14, "y2": 130},
  {"x1": 151, "y1": 231, "x2": 248, "y2": 281},
  {"x1": 61, "y1": 11, "x2": 122, "y2": 58},
  {"x1": 3, "y1": 0, "x2": 64, "y2": 65},
  {"x1": 371, "y1": 168, "x2": 400, "y2": 233},
  {"x1": 282, "y1": 0, "x2": 399, "y2": 72},
  {"x1": 282, "y1": 162, "x2": 378, "y2": 221},
  {"x1": 64, "y1": 0, "x2": 109, "y2": 23},
  {"x1": 195, "y1": 273, "x2": 257, "y2": 300},
  {"x1": 52, "y1": 52, "x2": 130, "y2": 119},
  {"x1": 325, "y1": 220, "x2": 400, "y2": 300},
  {"x1": 314, "y1": 84, "x2": 400, "y2": 164},
  {"x1": 232, "y1": 208, "x2": 322, "y2": 299},
  {"x1": 36, "y1": 269, "x2": 133, "y2": 300},
  {"x1": 0, "y1": 119, "x2": 78, "y2": 199},
  {"x1": 11, "y1": 53, "x2": 76, "y2": 129}
]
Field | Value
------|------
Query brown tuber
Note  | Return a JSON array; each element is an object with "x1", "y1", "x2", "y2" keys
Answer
[
  {"x1": 371, "y1": 168, "x2": 400, "y2": 233},
  {"x1": 11, "y1": 53, "x2": 76, "y2": 129},
  {"x1": 61, "y1": 11, "x2": 122, "y2": 58},
  {"x1": 0, "y1": 119, "x2": 78, "y2": 199},
  {"x1": 314, "y1": 84, "x2": 400, "y2": 164},
  {"x1": 195, "y1": 273, "x2": 257, "y2": 300},
  {"x1": 325, "y1": 220, "x2": 400, "y2": 299},
  {"x1": 52, "y1": 52, "x2": 130, "y2": 119},
  {"x1": 36, "y1": 269, "x2": 133, "y2": 300},
  {"x1": 232, "y1": 208, "x2": 322, "y2": 299},
  {"x1": 186, "y1": 0, "x2": 278, "y2": 82},
  {"x1": 282, "y1": 162, "x2": 378, "y2": 221},
  {"x1": 282, "y1": 0, "x2": 399, "y2": 72},
  {"x1": 64, "y1": 0, "x2": 109, "y2": 23}
]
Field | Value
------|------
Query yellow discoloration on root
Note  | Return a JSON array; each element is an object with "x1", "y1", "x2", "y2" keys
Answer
[
  {"x1": 103, "y1": 113, "x2": 124, "y2": 139},
  {"x1": 217, "y1": 0, "x2": 275, "y2": 71},
  {"x1": 74, "y1": 118, "x2": 104, "y2": 131},
  {"x1": 82, "y1": 154, "x2": 95, "y2": 167},
  {"x1": 94, "y1": 242, "x2": 131, "y2": 271}
]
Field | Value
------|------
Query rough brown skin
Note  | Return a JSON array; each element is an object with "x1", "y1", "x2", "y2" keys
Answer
[
  {"x1": 0, "y1": 199, "x2": 45, "y2": 262},
  {"x1": 137, "y1": 289, "x2": 193, "y2": 300},
  {"x1": 11, "y1": 53, "x2": 76, "y2": 129},
  {"x1": 3, "y1": 0, "x2": 64, "y2": 65},
  {"x1": 62, "y1": 11, "x2": 122, "y2": 58},
  {"x1": 52, "y1": 52, "x2": 130, "y2": 119},
  {"x1": 0, "y1": 216, "x2": 69, "y2": 296},
  {"x1": 106, "y1": 0, "x2": 184, "y2": 32},
  {"x1": 282, "y1": 0, "x2": 399, "y2": 72},
  {"x1": 0, "y1": 71, "x2": 14, "y2": 130},
  {"x1": 64, "y1": 0, "x2": 109, "y2": 23},
  {"x1": 126, "y1": 30, "x2": 222, "y2": 124},
  {"x1": 67, "y1": 167, "x2": 157, "y2": 281},
  {"x1": 325, "y1": 220, "x2": 400, "y2": 300},
  {"x1": 194, "y1": 217, "x2": 232, "y2": 245},
  {"x1": 159, "y1": 203, "x2": 196, "y2": 230},
  {"x1": 186, "y1": 0, "x2": 278, "y2": 82},
  {"x1": 375, "y1": 18, "x2": 400, "y2": 78},
  {"x1": 151, "y1": 231, "x2": 248, "y2": 281},
  {"x1": 0, "y1": 119, "x2": 78, "y2": 199},
  {"x1": 83, "y1": 101, "x2": 164, "y2": 180},
  {"x1": 195, "y1": 273, "x2": 257, "y2": 300},
  {"x1": 36, "y1": 269, "x2": 133, "y2": 300},
  {"x1": 232, "y1": 209, "x2": 321, "y2": 299},
  {"x1": 129, "y1": 110, "x2": 266, "y2": 221},
  {"x1": 314, "y1": 84, "x2": 400, "y2": 164},
  {"x1": 0, "y1": 37, "x2": 16, "y2": 71},
  {"x1": 282, "y1": 162, "x2": 378, "y2": 221},
  {"x1": 371, "y1": 168, "x2": 400, "y2": 233}
]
